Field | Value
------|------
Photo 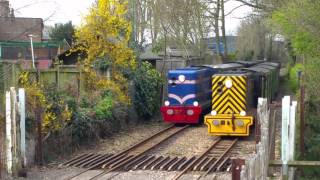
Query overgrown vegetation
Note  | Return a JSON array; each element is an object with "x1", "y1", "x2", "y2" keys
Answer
[
  {"x1": 14, "y1": 0, "x2": 163, "y2": 163},
  {"x1": 232, "y1": 0, "x2": 320, "y2": 176},
  {"x1": 288, "y1": 63, "x2": 303, "y2": 92},
  {"x1": 271, "y1": 0, "x2": 320, "y2": 177},
  {"x1": 74, "y1": 0, "x2": 136, "y2": 105},
  {"x1": 133, "y1": 62, "x2": 162, "y2": 120},
  {"x1": 18, "y1": 72, "x2": 72, "y2": 134}
]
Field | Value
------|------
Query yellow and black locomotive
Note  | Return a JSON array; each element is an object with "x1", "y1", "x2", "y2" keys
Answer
[{"x1": 205, "y1": 62, "x2": 280, "y2": 136}]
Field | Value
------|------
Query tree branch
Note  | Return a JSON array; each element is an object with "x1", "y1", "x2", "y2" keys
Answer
[
  {"x1": 225, "y1": 4, "x2": 247, "y2": 16},
  {"x1": 233, "y1": 0, "x2": 265, "y2": 9}
]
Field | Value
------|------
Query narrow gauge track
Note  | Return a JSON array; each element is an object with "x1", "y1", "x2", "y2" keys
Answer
[
  {"x1": 172, "y1": 137, "x2": 238, "y2": 180},
  {"x1": 64, "y1": 124, "x2": 189, "y2": 180}
]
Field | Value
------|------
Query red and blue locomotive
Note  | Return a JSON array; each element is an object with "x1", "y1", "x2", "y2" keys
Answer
[
  {"x1": 160, "y1": 63, "x2": 244, "y2": 124},
  {"x1": 160, "y1": 66, "x2": 214, "y2": 124}
]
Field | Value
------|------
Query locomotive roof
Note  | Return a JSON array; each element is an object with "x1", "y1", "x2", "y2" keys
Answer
[
  {"x1": 177, "y1": 67, "x2": 200, "y2": 70},
  {"x1": 245, "y1": 67, "x2": 271, "y2": 73},
  {"x1": 190, "y1": 65, "x2": 216, "y2": 69},
  {"x1": 260, "y1": 62, "x2": 280, "y2": 67},
  {"x1": 212, "y1": 63, "x2": 244, "y2": 69},
  {"x1": 230, "y1": 60, "x2": 264, "y2": 67},
  {"x1": 213, "y1": 70, "x2": 252, "y2": 76},
  {"x1": 169, "y1": 66, "x2": 214, "y2": 75},
  {"x1": 254, "y1": 64, "x2": 278, "y2": 70}
]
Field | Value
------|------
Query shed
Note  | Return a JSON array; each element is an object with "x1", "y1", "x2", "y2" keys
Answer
[{"x1": 139, "y1": 50, "x2": 162, "y2": 68}]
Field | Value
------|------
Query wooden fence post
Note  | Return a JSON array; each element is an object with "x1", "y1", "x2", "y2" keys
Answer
[
  {"x1": 10, "y1": 87, "x2": 19, "y2": 176},
  {"x1": 258, "y1": 98, "x2": 269, "y2": 179},
  {"x1": 5, "y1": 88, "x2": 25, "y2": 177},
  {"x1": 57, "y1": 65, "x2": 60, "y2": 90},
  {"x1": 78, "y1": 68, "x2": 81, "y2": 99},
  {"x1": 240, "y1": 98, "x2": 269, "y2": 180}
]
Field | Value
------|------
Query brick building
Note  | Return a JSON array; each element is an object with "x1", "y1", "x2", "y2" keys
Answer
[
  {"x1": 0, "y1": 17, "x2": 43, "y2": 42},
  {"x1": 0, "y1": 0, "x2": 60, "y2": 69},
  {"x1": 0, "y1": 0, "x2": 12, "y2": 17},
  {"x1": 0, "y1": 0, "x2": 43, "y2": 42}
]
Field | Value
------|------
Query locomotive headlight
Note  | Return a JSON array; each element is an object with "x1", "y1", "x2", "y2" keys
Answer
[
  {"x1": 168, "y1": 80, "x2": 173, "y2": 84},
  {"x1": 240, "y1": 111, "x2": 246, "y2": 116},
  {"x1": 211, "y1": 110, "x2": 217, "y2": 116},
  {"x1": 225, "y1": 79, "x2": 233, "y2": 88},
  {"x1": 167, "y1": 109, "x2": 174, "y2": 115},
  {"x1": 164, "y1": 100, "x2": 170, "y2": 106},
  {"x1": 236, "y1": 120, "x2": 244, "y2": 127},
  {"x1": 213, "y1": 120, "x2": 220, "y2": 126},
  {"x1": 187, "y1": 109, "x2": 194, "y2": 116},
  {"x1": 193, "y1": 101, "x2": 199, "y2": 107},
  {"x1": 178, "y1": 75, "x2": 185, "y2": 82}
]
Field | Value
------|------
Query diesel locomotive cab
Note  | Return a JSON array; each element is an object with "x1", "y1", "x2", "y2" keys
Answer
[
  {"x1": 205, "y1": 62, "x2": 280, "y2": 136},
  {"x1": 204, "y1": 72, "x2": 255, "y2": 136}
]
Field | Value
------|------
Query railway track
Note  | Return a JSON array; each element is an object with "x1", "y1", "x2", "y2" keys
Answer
[
  {"x1": 172, "y1": 137, "x2": 238, "y2": 180},
  {"x1": 62, "y1": 124, "x2": 189, "y2": 180},
  {"x1": 61, "y1": 126, "x2": 239, "y2": 180}
]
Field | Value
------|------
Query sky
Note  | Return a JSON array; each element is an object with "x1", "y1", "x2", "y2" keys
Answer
[{"x1": 10, "y1": 0, "x2": 252, "y2": 35}]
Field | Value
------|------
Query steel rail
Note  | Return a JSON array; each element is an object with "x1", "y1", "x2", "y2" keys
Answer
[
  {"x1": 172, "y1": 137, "x2": 238, "y2": 180},
  {"x1": 87, "y1": 125, "x2": 189, "y2": 180},
  {"x1": 67, "y1": 124, "x2": 189, "y2": 180},
  {"x1": 67, "y1": 124, "x2": 177, "y2": 180},
  {"x1": 172, "y1": 137, "x2": 222, "y2": 180},
  {"x1": 197, "y1": 138, "x2": 238, "y2": 180}
]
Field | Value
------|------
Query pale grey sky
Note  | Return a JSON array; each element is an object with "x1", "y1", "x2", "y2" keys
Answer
[{"x1": 10, "y1": 0, "x2": 251, "y2": 35}]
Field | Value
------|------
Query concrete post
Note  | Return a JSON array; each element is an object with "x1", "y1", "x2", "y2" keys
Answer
[
  {"x1": 5, "y1": 91, "x2": 12, "y2": 174},
  {"x1": 282, "y1": 96, "x2": 290, "y2": 180},
  {"x1": 18, "y1": 89, "x2": 26, "y2": 167}
]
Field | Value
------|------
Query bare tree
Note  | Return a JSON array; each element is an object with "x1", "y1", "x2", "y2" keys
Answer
[
  {"x1": 144, "y1": 0, "x2": 211, "y2": 56},
  {"x1": 221, "y1": 0, "x2": 228, "y2": 60}
]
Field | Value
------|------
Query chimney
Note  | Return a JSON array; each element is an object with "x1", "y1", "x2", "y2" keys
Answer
[
  {"x1": 0, "y1": 0, "x2": 10, "y2": 17},
  {"x1": 10, "y1": 7, "x2": 14, "y2": 18}
]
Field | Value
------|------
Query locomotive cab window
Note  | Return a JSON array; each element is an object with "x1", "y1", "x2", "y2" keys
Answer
[{"x1": 169, "y1": 77, "x2": 177, "y2": 87}]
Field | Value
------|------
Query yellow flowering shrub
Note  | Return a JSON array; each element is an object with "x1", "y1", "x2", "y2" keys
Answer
[
  {"x1": 18, "y1": 72, "x2": 72, "y2": 133},
  {"x1": 75, "y1": 0, "x2": 136, "y2": 104}
]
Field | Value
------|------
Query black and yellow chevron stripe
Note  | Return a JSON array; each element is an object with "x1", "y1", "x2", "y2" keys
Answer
[{"x1": 212, "y1": 75, "x2": 247, "y2": 114}]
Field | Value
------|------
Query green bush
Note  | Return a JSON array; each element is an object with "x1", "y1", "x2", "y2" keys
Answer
[
  {"x1": 71, "y1": 108, "x2": 96, "y2": 144},
  {"x1": 227, "y1": 53, "x2": 237, "y2": 61},
  {"x1": 133, "y1": 62, "x2": 163, "y2": 120},
  {"x1": 288, "y1": 63, "x2": 303, "y2": 92},
  {"x1": 94, "y1": 94, "x2": 113, "y2": 120}
]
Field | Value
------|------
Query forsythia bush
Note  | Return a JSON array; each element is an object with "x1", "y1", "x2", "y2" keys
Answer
[
  {"x1": 75, "y1": 0, "x2": 136, "y2": 105},
  {"x1": 18, "y1": 72, "x2": 71, "y2": 133}
]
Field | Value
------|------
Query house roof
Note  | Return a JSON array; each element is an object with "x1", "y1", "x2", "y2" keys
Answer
[
  {"x1": 139, "y1": 50, "x2": 162, "y2": 61},
  {"x1": 0, "y1": 40, "x2": 59, "y2": 48}
]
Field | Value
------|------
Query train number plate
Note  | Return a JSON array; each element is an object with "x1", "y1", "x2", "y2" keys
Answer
[{"x1": 174, "y1": 109, "x2": 184, "y2": 114}]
